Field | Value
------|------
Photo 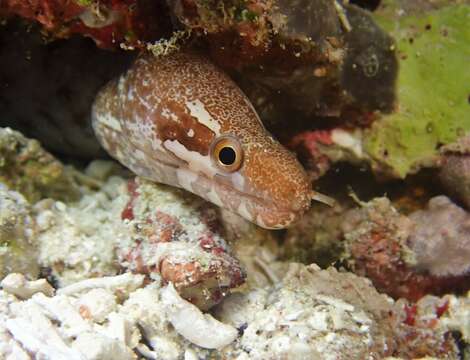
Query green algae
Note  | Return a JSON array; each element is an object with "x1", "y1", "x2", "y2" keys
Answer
[{"x1": 364, "y1": 3, "x2": 470, "y2": 177}]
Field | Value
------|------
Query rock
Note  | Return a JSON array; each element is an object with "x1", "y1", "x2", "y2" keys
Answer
[
  {"x1": 0, "y1": 1, "x2": 167, "y2": 49},
  {"x1": 363, "y1": 3, "x2": 470, "y2": 177},
  {"x1": 0, "y1": 127, "x2": 80, "y2": 202},
  {"x1": 439, "y1": 135, "x2": 470, "y2": 209},
  {"x1": 217, "y1": 263, "x2": 460, "y2": 359},
  {"x1": 342, "y1": 196, "x2": 470, "y2": 301},
  {"x1": 0, "y1": 185, "x2": 39, "y2": 279},
  {"x1": 118, "y1": 178, "x2": 246, "y2": 310},
  {"x1": 408, "y1": 196, "x2": 470, "y2": 277}
]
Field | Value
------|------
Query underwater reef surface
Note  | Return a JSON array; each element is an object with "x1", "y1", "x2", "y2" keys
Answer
[
  {"x1": 287, "y1": 1, "x2": 470, "y2": 181},
  {"x1": 0, "y1": 128, "x2": 469, "y2": 359},
  {"x1": 1, "y1": 0, "x2": 470, "y2": 358}
]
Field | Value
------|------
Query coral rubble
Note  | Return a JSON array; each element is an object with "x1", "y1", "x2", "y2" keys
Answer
[
  {"x1": 0, "y1": 265, "x2": 463, "y2": 359},
  {"x1": 217, "y1": 264, "x2": 460, "y2": 359},
  {"x1": 217, "y1": 264, "x2": 396, "y2": 359},
  {"x1": 35, "y1": 174, "x2": 127, "y2": 286}
]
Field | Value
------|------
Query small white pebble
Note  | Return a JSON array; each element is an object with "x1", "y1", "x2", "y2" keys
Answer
[
  {"x1": 55, "y1": 201, "x2": 67, "y2": 212},
  {"x1": 184, "y1": 348, "x2": 199, "y2": 360}
]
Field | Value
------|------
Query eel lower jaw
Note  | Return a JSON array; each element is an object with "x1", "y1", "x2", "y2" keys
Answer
[{"x1": 184, "y1": 171, "x2": 307, "y2": 229}]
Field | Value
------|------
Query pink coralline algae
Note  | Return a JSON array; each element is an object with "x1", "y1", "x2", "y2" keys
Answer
[{"x1": 118, "y1": 178, "x2": 246, "y2": 310}]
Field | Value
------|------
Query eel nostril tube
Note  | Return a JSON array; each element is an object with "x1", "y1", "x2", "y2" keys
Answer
[{"x1": 311, "y1": 191, "x2": 336, "y2": 207}]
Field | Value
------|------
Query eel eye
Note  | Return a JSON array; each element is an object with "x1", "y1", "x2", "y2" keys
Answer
[{"x1": 211, "y1": 135, "x2": 243, "y2": 172}]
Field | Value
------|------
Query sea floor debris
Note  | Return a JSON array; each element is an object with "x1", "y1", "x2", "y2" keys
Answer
[{"x1": 0, "y1": 127, "x2": 469, "y2": 359}]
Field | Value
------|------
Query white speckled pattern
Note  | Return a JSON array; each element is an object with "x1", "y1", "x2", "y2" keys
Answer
[{"x1": 92, "y1": 51, "x2": 316, "y2": 229}]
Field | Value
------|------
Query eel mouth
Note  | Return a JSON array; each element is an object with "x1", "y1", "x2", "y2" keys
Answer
[{"x1": 185, "y1": 169, "x2": 307, "y2": 229}]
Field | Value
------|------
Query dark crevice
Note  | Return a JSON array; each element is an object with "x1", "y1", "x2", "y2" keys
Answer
[{"x1": 349, "y1": 0, "x2": 381, "y2": 11}]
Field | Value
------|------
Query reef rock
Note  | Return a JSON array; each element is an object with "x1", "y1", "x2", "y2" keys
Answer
[
  {"x1": 408, "y1": 196, "x2": 470, "y2": 278},
  {"x1": 118, "y1": 178, "x2": 246, "y2": 311},
  {"x1": 217, "y1": 263, "x2": 460, "y2": 359},
  {"x1": 343, "y1": 196, "x2": 470, "y2": 301},
  {"x1": 0, "y1": 186, "x2": 39, "y2": 279},
  {"x1": 0, "y1": 127, "x2": 79, "y2": 202},
  {"x1": 217, "y1": 264, "x2": 395, "y2": 359},
  {"x1": 0, "y1": 0, "x2": 168, "y2": 48},
  {"x1": 439, "y1": 135, "x2": 470, "y2": 210}
]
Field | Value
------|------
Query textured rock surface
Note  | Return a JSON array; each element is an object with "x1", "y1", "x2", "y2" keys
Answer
[
  {"x1": 408, "y1": 196, "x2": 470, "y2": 277},
  {"x1": 36, "y1": 175, "x2": 127, "y2": 286},
  {"x1": 0, "y1": 186, "x2": 39, "y2": 279},
  {"x1": 217, "y1": 263, "x2": 459, "y2": 359},
  {"x1": 343, "y1": 196, "x2": 470, "y2": 301},
  {"x1": 439, "y1": 135, "x2": 470, "y2": 209},
  {"x1": 0, "y1": 127, "x2": 79, "y2": 202},
  {"x1": 118, "y1": 178, "x2": 246, "y2": 310},
  {"x1": 217, "y1": 264, "x2": 396, "y2": 359}
]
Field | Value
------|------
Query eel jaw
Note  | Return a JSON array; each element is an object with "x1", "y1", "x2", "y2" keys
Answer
[{"x1": 176, "y1": 167, "x2": 307, "y2": 229}]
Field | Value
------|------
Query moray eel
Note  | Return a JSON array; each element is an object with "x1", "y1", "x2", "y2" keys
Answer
[{"x1": 92, "y1": 51, "x2": 333, "y2": 229}]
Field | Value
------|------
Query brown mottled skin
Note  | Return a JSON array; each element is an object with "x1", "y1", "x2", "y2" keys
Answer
[{"x1": 92, "y1": 51, "x2": 323, "y2": 229}]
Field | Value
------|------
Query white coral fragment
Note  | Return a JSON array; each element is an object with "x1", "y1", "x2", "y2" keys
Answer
[
  {"x1": 161, "y1": 283, "x2": 238, "y2": 349},
  {"x1": 0, "y1": 274, "x2": 144, "y2": 360},
  {"x1": 76, "y1": 288, "x2": 117, "y2": 323},
  {"x1": 57, "y1": 273, "x2": 144, "y2": 297},
  {"x1": 1, "y1": 273, "x2": 54, "y2": 299}
]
